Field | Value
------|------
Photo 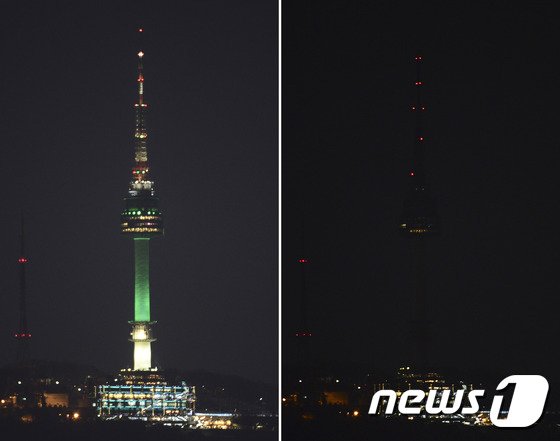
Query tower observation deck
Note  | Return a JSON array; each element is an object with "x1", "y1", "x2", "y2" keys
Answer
[{"x1": 121, "y1": 49, "x2": 164, "y2": 371}]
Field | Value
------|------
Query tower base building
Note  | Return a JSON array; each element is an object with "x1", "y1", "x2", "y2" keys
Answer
[{"x1": 97, "y1": 370, "x2": 196, "y2": 423}]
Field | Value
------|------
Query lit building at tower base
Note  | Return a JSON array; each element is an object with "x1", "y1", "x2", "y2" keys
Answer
[{"x1": 97, "y1": 369, "x2": 196, "y2": 424}]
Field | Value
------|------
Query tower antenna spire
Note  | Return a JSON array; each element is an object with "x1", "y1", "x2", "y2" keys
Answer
[
  {"x1": 137, "y1": 50, "x2": 145, "y2": 105},
  {"x1": 401, "y1": 54, "x2": 438, "y2": 235},
  {"x1": 412, "y1": 55, "x2": 426, "y2": 179},
  {"x1": 20, "y1": 211, "x2": 25, "y2": 258},
  {"x1": 133, "y1": 51, "x2": 149, "y2": 174},
  {"x1": 15, "y1": 211, "x2": 31, "y2": 364},
  {"x1": 136, "y1": 26, "x2": 145, "y2": 105}
]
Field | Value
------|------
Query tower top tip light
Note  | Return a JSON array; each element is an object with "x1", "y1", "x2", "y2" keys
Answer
[
  {"x1": 138, "y1": 28, "x2": 144, "y2": 33},
  {"x1": 138, "y1": 51, "x2": 144, "y2": 58},
  {"x1": 415, "y1": 55, "x2": 423, "y2": 61}
]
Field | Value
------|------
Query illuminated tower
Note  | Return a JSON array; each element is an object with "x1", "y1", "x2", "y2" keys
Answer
[
  {"x1": 14, "y1": 213, "x2": 31, "y2": 364},
  {"x1": 98, "y1": 34, "x2": 195, "y2": 421},
  {"x1": 399, "y1": 55, "x2": 440, "y2": 368},
  {"x1": 120, "y1": 49, "x2": 164, "y2": 371}
]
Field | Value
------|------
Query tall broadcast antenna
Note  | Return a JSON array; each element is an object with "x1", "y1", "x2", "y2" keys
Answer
[
  {"x1": 14, "y1": 213, "x2": 31, "y2": 364},
  {"x1": 295, "y1": 222, "x2": 312, "y2": 366}
]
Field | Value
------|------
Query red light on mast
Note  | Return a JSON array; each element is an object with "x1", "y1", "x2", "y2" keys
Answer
[
  {"x1": 410, "y1": 171, "x2": 415, "y2": 176},
  {"x1": 138, "y1": 28, "x2": 144, "y2": 33},
  {"x1": 298, "y1": 258, "x2": 308, "y2": 263},
  {"x1": 18, "y1": 257, "x2": 27, "y2": 263}
]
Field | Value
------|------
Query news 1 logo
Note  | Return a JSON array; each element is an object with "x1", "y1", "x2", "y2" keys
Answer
[{"x1": 369, "y1": 375, "x2": 549, "y2": 428}]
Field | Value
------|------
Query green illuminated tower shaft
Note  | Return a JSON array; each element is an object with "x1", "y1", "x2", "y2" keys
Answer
[
  {"x1": 121, "y1": 51, "x2": 164, "y2": 371},
  {"x1": 134, "y1": 238, "x2": 151, "y2": 322}
]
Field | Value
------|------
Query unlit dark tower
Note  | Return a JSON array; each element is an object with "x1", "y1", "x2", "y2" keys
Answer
[
  {"x1": 120, "y1": 49, "x2": 164, "y2": 371},
  {"x1": 399, "y1": 55, "x2": 440, "y2": 368},
  {"x1": 14, "y1": 213, "x2": 31, "y2": 364}
]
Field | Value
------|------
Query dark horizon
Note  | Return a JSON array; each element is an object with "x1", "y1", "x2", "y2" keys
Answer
[{"x1": 0, "y1": 1, "x2": 277, "y2": 385}]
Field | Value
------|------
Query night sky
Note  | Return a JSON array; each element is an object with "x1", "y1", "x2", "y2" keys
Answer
[
  {"x1": 283, "y1": 1, "x2": 560, "y2": 377},
  {"x1": 0, "y1": 1, "x2": 277, "y2": 384}
]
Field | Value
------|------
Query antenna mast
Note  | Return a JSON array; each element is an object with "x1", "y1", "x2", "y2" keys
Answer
[{"x1": 15, "y1": 212, "x2": 31, "y2": 364}]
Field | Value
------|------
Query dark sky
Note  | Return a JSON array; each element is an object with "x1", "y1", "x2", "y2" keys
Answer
[
  {"x1": 283, "y1": 1, "x2": 560, "y2": 377},
  {"x1": 0, "y1": 1, "x2": 277, "y2": 384}
]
